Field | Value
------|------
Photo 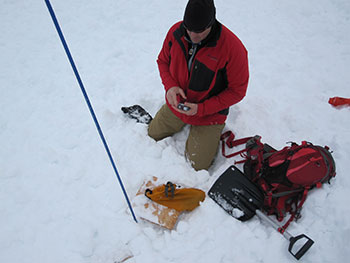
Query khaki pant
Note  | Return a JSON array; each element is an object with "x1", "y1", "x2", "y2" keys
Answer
[{"x1": 148, "y1": 104, "x2": 225, "y2": 171}]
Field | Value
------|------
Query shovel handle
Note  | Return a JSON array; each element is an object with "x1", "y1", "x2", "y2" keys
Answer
[
  {"x1": 256, "y1": 210, "x2": 314, "y2": 260},
  {"x1": 288, "y1": 234, "x2": 314, "y2": 260}
]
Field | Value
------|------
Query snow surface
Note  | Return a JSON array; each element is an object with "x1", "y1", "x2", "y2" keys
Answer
[{"x1": 1, "y1": 0, "x2": 350, "y2": 262}]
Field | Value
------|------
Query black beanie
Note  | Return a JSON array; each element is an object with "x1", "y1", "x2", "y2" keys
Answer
[{"x1": 183, "y1": 0, "x2": 216, "y2": 32}]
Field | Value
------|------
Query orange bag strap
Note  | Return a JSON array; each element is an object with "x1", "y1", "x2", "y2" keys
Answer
[
  {"x1": 164, "y1": 182, "x2": 175, "y2": 198},
  {"x1": 145, "y1": 182, "x2": 176, "y2": 200}
]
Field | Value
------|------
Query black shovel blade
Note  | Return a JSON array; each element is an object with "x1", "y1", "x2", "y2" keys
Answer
[{"x1": 208, "y1": 166, "x2": 264, "y2": 221}]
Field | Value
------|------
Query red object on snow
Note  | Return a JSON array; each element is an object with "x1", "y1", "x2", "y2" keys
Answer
[{"x1": 328, "y1": 97, "x2": 350, "y2": 107}]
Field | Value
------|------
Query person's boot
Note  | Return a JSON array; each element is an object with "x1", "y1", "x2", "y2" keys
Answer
[{"x1": 121, "y1": 105, "x2": 153, "y2": 124}]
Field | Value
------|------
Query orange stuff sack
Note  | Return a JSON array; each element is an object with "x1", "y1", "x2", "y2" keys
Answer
[
  {"x1": 328, "y1": 97, "x2": 350, "y2": 107},
  {"x1": 145, "y1": 182, "x2": 205, "y2": 212}
]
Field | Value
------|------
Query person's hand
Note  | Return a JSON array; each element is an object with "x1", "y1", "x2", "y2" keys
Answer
[
  {"x1": 166, "y1": 87, "x2": 198, "y2": 116},
  {"x1": 166, "y1": 86, "x2": 186, "y2": 107}
]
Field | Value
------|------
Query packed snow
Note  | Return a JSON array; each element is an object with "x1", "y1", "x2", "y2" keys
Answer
[{"x1": 1, "y1": 0, "x2": 350, "y2": 262}]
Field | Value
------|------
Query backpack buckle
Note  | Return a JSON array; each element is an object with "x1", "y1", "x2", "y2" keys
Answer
[{"x1": 295, "y1": 209, "x2": 302, "y2": 221}]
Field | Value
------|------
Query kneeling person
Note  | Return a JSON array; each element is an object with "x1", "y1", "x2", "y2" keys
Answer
[{"x1": 149, "y1": 0, "x2": 249, "y2": 171}]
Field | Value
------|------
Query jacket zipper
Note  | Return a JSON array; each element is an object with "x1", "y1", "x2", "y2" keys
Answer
[{"x1": 188, "y1": 44, "x2": 198, "y2": 72}]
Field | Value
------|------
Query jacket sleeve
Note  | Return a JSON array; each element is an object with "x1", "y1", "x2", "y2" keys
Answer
[
  {"x1": 197, "y1": 44, "x2": 249, "y2": 117},
  {"x1": 157, "y1": 28, "x2": 180, "y2": 92}
]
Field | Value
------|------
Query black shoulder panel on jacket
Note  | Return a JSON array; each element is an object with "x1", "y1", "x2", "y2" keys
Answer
[{"x1": 173, "y1": 25, "x2": 187, "y2": 58}]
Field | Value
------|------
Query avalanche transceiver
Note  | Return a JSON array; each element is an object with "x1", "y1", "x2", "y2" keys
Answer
[{"x1": 177, "y1": 103, "x2": 191, "y2": 111}]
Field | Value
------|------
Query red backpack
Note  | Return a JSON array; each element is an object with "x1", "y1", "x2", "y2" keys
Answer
[{"x1": 220, "y1": 132, "x2": 336, "y2": 232}]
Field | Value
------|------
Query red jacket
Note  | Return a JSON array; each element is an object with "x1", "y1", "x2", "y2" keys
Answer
[{"x1": 157, "y1": 21, "x2": 249, "y2": 125}]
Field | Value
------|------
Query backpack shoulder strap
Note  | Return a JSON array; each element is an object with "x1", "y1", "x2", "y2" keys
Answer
[
  {"x1": 278, "y1": 188, "x2": 310, "y2": 233},
  {"x1": 220, "y1": 131, "x2": 253, "y2": 158}
]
